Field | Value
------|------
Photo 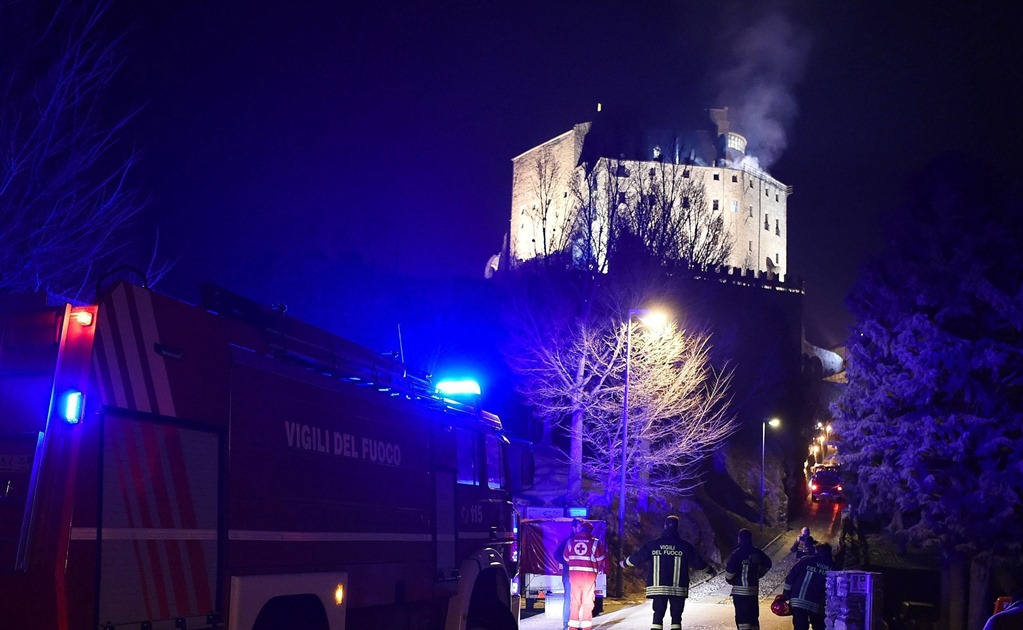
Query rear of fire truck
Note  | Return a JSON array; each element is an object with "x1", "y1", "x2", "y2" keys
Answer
[{"x1": 0, "y1": 283, "x2": 532, "y2": 630}]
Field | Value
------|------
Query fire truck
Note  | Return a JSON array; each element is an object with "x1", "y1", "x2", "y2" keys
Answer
[{"x1": 0, "y1": 282, "x2": 533, "y2": 630}]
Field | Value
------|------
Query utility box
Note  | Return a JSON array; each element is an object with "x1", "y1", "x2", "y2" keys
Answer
[
  {"x1": 518, "y1": 518, "x2": 607, "y2": 614},
  {"x1": 826, "y1": 571, "x2": 883, "y2": 630}
]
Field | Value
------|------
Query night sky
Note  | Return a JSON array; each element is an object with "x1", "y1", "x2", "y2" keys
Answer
[{"x1": 112, "y1": 0, "x2": 1023, "y2": 351}]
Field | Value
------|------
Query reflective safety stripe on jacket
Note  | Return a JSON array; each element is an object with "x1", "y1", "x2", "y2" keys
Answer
[{"x1": 563, "y1": 533, "x2": 605, "y2": 573}]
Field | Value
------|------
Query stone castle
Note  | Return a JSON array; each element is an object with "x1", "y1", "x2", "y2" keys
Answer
[{"x1": 502, "y1": 107, "x2": 792, "y2": 280}]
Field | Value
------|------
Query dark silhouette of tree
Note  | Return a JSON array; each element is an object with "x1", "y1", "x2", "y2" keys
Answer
[
  {"x1": 833, "y1": 159, "x2": 1023, "y2": 629},
  {"x1": 0, "y1": 0, "x2": 154, "y2": 302}
]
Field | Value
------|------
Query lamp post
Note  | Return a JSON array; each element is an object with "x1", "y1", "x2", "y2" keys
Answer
[
  {"x1": 760, "y1": 417, "x2": 780, "y2": 530},
  {"x1": 616, "y1": 307, "x2": 666, "y2": 597}
]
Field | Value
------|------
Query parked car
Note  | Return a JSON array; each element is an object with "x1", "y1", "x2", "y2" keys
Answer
[{"x1": 810, "y1": 466, "x2": 843, "y2": 502}]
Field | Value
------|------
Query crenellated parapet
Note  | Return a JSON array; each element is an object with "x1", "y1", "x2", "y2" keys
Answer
[{"x1": 663, "y1": 259, "x2": 804, "y2": 294}]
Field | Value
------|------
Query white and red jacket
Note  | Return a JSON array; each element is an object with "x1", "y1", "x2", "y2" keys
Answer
[{"x1": 562, "y1": 526, "x2": 605, "y2": 574}]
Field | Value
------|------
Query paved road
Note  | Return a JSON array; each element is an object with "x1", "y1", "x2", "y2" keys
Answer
[{"x1": 521, "y1": 498, "x2": 843, "y2": 630}]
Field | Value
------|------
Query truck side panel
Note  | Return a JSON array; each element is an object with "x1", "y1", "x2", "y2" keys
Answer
[{"x1": 227, "y1": 355, "x2": 437, "y2": 610}]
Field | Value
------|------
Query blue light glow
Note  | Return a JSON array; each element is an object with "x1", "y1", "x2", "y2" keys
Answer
[
  {"x1": 567, "y1": 506, "x2": 588, "y2": 517},
  {"x1": 435, "y1": 379, "x2": 481, "y2": 397},
  {"x1": 61, "y1": 390, "x2": 84, "y2": 424}
]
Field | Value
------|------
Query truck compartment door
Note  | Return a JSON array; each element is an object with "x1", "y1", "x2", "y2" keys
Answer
[{"x1": 97, "y1": 413, "x2": 220, "y2": 627}]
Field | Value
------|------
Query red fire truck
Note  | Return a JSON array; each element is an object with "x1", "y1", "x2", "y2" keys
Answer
[{"x1": 0, "y1": 282, "x2": 533, "y2": 630}]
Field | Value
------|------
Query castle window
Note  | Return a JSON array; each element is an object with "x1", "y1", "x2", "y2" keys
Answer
[
  {"x1": 712, "y1": 199, "x2": 720, "y2": 211},
  {"x1": 713, "y1": 173, "x2": 720, "y2": 181},
  {"x1": 649, "y1": 168, "x2": 656, "y2": 177},
  {"x1": 749, "y1": 241, "x2": 753, "y2": 252},
  {"x1": 683, "y1": 170, "x2": 690, "y2": 178},
  {"x1": 750, "y1": 180, "x2": 754, "y2": 188},
  {"x1": 749, "y1": 205, "x2": 754, "y2": 217},
  {"x1": 682, "y1": 197, "x2": 691, "y2": 209},
  {"x1": 766, "y1": 188, "x2": 770, "y2": 197},
  {"x1": 563, "y1": 191, "x2": 568, "y2": 198},
  {"x1": 731, "y1": 200, "x2": 739, "y2": 213},
  {"x1": 776, "y1": 219, "x2": 780, "y2": 235},
  {"x1": 776, "y1": 253, "x2": 780, "y2": 264},
  {"x1": 618, "y1": 192, "x2": 626, "y2": 204},
  {"x1": 776, "y1": 194, "x2": 779, "y2": 202},
  {"x1": 732, "y1": 174, "x2": 738, "y2": 183},
  {"x1": 764, "y1": 214, "x2": 770, "y2": 230}
]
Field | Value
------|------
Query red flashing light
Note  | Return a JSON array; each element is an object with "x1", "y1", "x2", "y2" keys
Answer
[{"x1": 71, "y1": 310, "x2": 94, "y2": 326}]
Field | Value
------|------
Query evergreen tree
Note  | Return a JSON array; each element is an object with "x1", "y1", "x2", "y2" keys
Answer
[{"x1": 834, "y1": 160, "x2": 1023, "y2": 555}]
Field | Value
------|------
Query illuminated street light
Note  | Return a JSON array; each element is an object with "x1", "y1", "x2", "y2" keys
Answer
[
  {"x1": 616, "y1": 306, "x2": 667, "y2": 597},
  {"x1": 761, "y1": 418, "x2": 781, "y2": 530}
]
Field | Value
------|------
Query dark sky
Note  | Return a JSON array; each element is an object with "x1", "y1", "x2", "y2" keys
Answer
[{"x1": 112, "y1": 0, "x2": 1023, "y2": 350}]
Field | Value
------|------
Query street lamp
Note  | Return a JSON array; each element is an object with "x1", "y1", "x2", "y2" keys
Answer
[
  {"x1": 760, "y1": 417, "x2": 780, "y2": 530},
  {"x1": 616, "y1": 307, "x2": 666, "y2": 597}
]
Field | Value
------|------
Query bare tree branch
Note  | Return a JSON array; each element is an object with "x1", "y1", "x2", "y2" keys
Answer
[{"x1": 1, "y1": 0, "x2": 147, "y2": 302}]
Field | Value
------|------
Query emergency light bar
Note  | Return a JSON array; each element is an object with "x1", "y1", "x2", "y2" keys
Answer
[
  {"x1": 434, "y1": 379, "x2": 481, "y2": 397},
  {"x1": 60, "y1": 390, "x2": 84, "y2": 424}
]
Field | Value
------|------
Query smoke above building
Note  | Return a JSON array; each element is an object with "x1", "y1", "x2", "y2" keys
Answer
[{"x1": 714, "y1": 7, "x2": 812, "y2": 170}]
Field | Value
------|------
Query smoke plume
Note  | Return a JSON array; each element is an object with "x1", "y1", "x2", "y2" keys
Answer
[{"x1": 715, "y1": 6, "x2": 811, "y2": 171}]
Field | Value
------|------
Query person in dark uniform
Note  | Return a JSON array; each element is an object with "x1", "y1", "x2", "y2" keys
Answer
[
  {"x1": 789, "y1": 527, "x2": 817, "y2": 558},
  {"x1": 781, "y1": 542, "x2": 834, "y2": 630},
  {"x1": 724, "y1": 528, "x2": 772, "y2": 630},
  {"x1": 619, "y1": 515, "x2": 714, "y2": 630}
]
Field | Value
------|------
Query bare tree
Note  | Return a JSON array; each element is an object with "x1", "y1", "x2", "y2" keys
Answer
[
  {"x1": 0, "y1": 0, "x2": 147, "y2": 302},
  {"x1": 523, "y1": 146, "x2": 575, "y2": 264},
  {"x1": 501, "y1": 268, "x2": 613, "y2": 501},
  {"x1": 583, "y1": 317, "x2": 737, "y2": 503},
  {"x1": 571, "y1": 159, "x2": 733, "y2": 272},
  {"x1": 572, "y1": 158, "x2": 633, "y2": 273},
  {"x1": 503, "y1": 267, "x2": 736, "y2": 504},
  {"x1": 675, "y1": 173, "x2": 732, "y2": 267}
]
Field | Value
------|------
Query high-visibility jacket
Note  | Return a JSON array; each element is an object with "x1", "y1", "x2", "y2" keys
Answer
[
  {"x1": 562, "y1": 530, "x2": 605, "y2": 574},
  {"x1": 724, "y1": 543, "x2": 772, "y2": 597},
  {"x1": 624, "y1": 533, "x2": 707, "y2": 598}
]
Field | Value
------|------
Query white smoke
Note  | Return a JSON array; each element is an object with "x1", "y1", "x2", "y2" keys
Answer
[{"x1": 715, "y1": 8, "x2": 811, "y2": 171}]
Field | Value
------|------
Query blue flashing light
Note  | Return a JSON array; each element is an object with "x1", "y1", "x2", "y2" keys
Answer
[
  {"x1": 61, "y1": 390, "x2": 84, "y2": 424},
  {"x1": 435, "y1": 379, "x2": 481, "y2": 397},
  {"x1": 567, "y1": 506, "x2": 588, "y2": 518}
]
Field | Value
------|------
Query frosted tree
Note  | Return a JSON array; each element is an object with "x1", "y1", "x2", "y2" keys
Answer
[
  {"x1": 0, "y1": 0, "x2": 154, "y2": 302},
  {"x1": 832, "y1": 161, "x2": 1023, "y2": 629}
]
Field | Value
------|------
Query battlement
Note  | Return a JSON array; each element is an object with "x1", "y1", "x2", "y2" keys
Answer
[{"x1": 664, "y1": 259, "x2": 804, "y2": 294}]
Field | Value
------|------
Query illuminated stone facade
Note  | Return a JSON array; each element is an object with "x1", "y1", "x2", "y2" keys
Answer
[{"x1": 509, "y1": 114, "x2": 791, "y2": 278}]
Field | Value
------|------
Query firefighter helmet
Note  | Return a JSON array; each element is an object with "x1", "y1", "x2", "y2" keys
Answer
[{"x1": 771, "y1": 595, "x2": 792, "y2": 616}]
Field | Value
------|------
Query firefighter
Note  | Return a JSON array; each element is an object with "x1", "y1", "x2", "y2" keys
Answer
[
  {"x1": 562, "y1": 519, "x2": 605, "y2": 629},
  {"x1": 619, "y1": 514, "x2": 715, "y2": 630},
  {"x1": 780, "y1": 542, "x2": 834, "y2": 630},
  {"x1": 789, "y1": 527, "x2": 817, "y2": 558},
  {"x1": 724, "y1": 528, "x2": 772, "y2": 630}
]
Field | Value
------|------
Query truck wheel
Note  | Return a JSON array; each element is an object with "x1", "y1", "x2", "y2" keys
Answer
[{"x1": 252, "y1": 594, "x2": 329, "y2": 630}]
